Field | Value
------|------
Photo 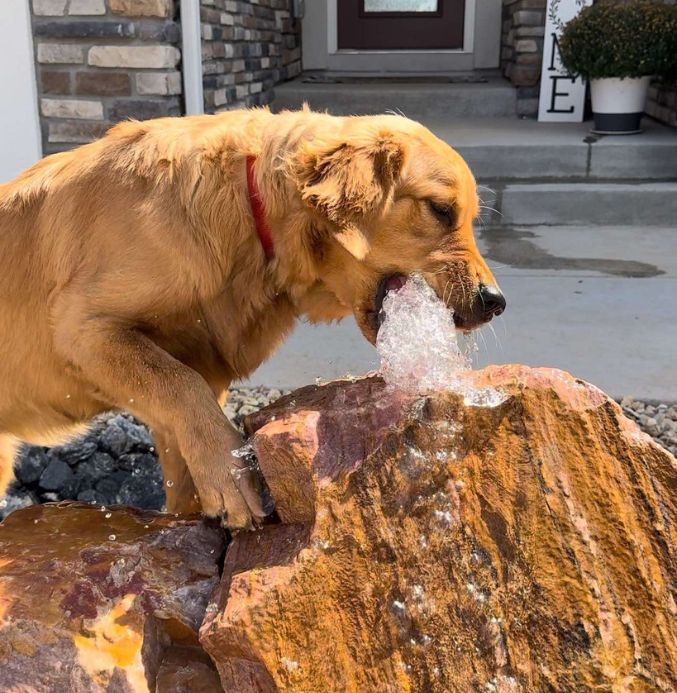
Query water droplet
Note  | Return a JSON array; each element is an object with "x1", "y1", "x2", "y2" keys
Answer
[
  {"x1": 105, "y1": 512, "x2": 112, "y2": 519},
  {"x1": 434, "y1": 509, "x2": 453, "y2": 527},
  {"x1": 281, "y1": 657, "x2": 299, "y2": 672},
  {"x1": 129, "y1": 398, "x2": 135, "y2": 404},
  {"x1": 391, "y1": 600, "x2": 407, "y2": 617},
  {"x1": 108, "y1": 534, "x2": 116, "y2": 541},
  {"x1": 166, "y1": 480, "x2": 174, "y2": 488}
]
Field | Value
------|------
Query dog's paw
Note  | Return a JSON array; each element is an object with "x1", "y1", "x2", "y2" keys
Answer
[
  {"x1": 194, "y1": 453, "x2": 274, "y2": 531},
  {"x1": 198, "y1": 483, "x2": 255, "y2": 530}
]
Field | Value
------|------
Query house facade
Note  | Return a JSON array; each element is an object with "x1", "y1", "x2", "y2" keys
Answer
[{"x1": 0, "y1": 0, "x2": 674, "y2": 181}]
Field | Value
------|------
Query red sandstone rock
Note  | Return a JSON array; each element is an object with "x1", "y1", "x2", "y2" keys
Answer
[
  {"x1": 201, "y1": 366, "x2": 677, "y2": 692},
  {"x1": 0, "y1": 503, "x2": 225, "y2": 692}
]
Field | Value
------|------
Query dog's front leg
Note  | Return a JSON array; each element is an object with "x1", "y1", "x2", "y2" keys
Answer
[
  {"x1": 152, "y1": 426, "x2": 201, "y2": 515},
  {"x1": 54, "y1": 317, "x2": 266, "y2": 529}
]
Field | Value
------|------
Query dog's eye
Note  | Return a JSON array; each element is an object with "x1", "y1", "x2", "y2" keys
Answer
[{"x1": 427, "y1": 200, "x2": 456, "y2": 226}]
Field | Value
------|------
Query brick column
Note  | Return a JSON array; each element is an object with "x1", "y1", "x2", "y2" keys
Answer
[
  {"x1": 647, "y1": 82, "x2": 677, "y2": 128},
  {"x1": 646, "y1": 0, "x2": 677, "y2": 128},
  {"x1": 200, "y1": 0, "x2": 301, "y2": 113},
  {"x1": 501, "y1": 0, "x2": 547, "y2": 117},
  {"x1": 31, "y1": 0, "x2": 182, "y2": 154}
]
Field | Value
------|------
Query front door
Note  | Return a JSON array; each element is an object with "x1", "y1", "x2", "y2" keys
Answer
[{"x1": 338, "y1": 0, "x2": 466, "y2": 51}]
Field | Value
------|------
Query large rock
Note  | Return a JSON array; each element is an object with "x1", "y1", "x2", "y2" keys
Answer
[
  {"x1": 201, "y1": 366, "x2": 677, "y2": 692},
  {"x1": 0, "y1": 503, "x2": 225, "y2": 692}
]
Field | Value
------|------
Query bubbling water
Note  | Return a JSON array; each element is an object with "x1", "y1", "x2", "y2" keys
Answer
[
  {"x1": 376, "y1": 274, "x2": 506, "y2": 407},
  {"x1": 376, "y1": 274, "x2": 471, "y2": 393}
]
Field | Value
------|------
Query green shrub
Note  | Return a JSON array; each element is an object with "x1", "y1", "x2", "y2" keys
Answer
[{"x1": 559, "y1": 1, "x2": 677, "y2": 80}]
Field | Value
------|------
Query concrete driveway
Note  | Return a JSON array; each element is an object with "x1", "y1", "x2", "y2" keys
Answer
[{"x1": 247, "y1": 225, "x2": 677, "y2": 400}]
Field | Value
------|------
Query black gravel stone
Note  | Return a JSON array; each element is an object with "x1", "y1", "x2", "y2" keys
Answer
[
  {"x1": 117, "y1": 452, "x2": 141, "y2": 471},
  {"x1": 15, "y1": 447, "x2": 49, "y2": 485},
  {"x1": 76, "y1": 489, "x2": 108, "y2": 505},
  {"x1": 73, "y1": 453, "x2": 117, "y2": 495},
  {"x1": 0, "y1": 389, "x2": 288, "y2": 520},
  {"x1": 55, "y1": 439, "x2": 98, "y2": 467},
  {"x1": 117, "y1": 468, "x2": 164, "y2": 510},
  {"x1": 77, "y1": 452, "x2": 116, "y2": 482},
  {"x1": 39, "y1": 459, "x2": 74, "y2": 491},
  {"x1": 99, "y1": 415, "x2": 153, "y2": 456},
  {"x1": 120, "y1": 452, "x2": 158, "y2": 473}
]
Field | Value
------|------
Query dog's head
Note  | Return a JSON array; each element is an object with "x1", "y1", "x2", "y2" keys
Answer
[{"x1": 292, "y1": 115, "x2": 504, "y2": 344}]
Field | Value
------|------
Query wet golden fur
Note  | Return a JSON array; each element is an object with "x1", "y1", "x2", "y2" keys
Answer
[{"x1": 0, "y1": 108, "x2": 498, "y2": 526}]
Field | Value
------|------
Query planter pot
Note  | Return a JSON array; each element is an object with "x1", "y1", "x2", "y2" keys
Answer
[{"x1": 590, "y1": 76, "x2": 651, "y2": 135}]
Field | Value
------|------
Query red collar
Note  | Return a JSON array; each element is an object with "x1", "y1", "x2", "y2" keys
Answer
[{"x1": 246, "y1": 155, "x2": 274, "y2": 260}]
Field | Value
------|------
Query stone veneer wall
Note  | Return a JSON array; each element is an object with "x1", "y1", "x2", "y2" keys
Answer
[
  {"x1": 31, "y1": 0, "x2": 182, "y2": 154},
  {"x1": 200, "y1": 0, "x2": 301, "y2": 112},
  {"x1": 501, "y1": 0, "x2": 547, "y2": 117},
  {"x1": 646, "y1": 0, "x2": 677, "y2": 128},
  {"x1": 647, "y1": 83, "x2": 677, "y2": 128}
]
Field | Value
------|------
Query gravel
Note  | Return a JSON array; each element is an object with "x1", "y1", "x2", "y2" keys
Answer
[
  {"x1": 618, "y1": 397, "x2": 677, "y2": 458},
  {"x1": 0, "y1": 388, "x2": 673, "y2": 521},
  {"x1": 0, "y1": 387, "x2": 287, "y2": 521}
]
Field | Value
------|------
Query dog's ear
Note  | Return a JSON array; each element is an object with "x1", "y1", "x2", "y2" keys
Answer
[{"x1": 295, "y1": 133, "x2": 405, "y2": 259}]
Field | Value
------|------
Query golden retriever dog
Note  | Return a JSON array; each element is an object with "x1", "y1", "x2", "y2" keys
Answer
[{"x1": 0, "y1": 108, "x2": 505, "y2": 529}]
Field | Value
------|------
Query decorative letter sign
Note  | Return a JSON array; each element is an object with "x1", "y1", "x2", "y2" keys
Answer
[{"x1": 538, "y1": 0, "x2": 592, "y2": 122}]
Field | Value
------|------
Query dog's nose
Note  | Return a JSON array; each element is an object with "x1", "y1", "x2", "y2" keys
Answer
[{"x1": 478, "y1": 283, "x2": 506, "y2": 318}]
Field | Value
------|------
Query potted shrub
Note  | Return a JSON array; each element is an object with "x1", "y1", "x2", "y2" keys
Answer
[{"x1": 559, "y1": 0, "x2": 677, "y2": 134}]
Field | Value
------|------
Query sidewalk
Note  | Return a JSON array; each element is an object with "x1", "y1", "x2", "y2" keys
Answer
[
  {"x1": 247, "y1": 224, "x2": 677, "y2": 400},
  {"x1": 246, "y1": 112, "x2": 677, "y2": 400}
]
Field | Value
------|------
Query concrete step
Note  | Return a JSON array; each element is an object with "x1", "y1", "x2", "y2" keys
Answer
[
  {"x1": 427, "y1": 118, "x2": 677, "y2": 181},
  {"x1": 270, "y1": 95, "x2": 677, "y2": 180},
  {"x1": 486, "y1": 182, "x2": 677, "y2": 226},
  {"x1": 272, "y1": 76, "x2": 517, "y2": 118}
]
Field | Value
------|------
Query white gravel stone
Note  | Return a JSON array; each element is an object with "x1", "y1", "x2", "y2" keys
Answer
[{"x1": 620, "y1": 397, "x2": 677, "y2": 457}]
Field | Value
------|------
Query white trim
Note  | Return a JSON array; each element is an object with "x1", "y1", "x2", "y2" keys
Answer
[
  {"x1": 328, "y1": 0, "x2": 338, "y2": 54},
  {"x1": 0, "y1": 0, "x2": 41, "y2": 182},
  {"x1": 463, "y1": 0, "x2": 475, "y2": 53},
  {"x1": 181, "y1": 0, "x2": 204, "y2": 115}
]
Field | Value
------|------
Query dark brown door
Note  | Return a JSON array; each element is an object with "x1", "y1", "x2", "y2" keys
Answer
[{"x1": 338, "y1": 0, "x2": 465, "y2": 51}]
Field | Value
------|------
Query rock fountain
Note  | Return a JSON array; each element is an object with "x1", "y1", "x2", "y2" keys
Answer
[{"x1": 0, "y1": 278, "x2": 675, "y2": 692}]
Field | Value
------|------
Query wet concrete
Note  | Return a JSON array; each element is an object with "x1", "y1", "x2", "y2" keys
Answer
[
  {"x1": 247, "y1": 225, "x2": 677, "y2": 400},
  {"x1": 480, "y1": 227, "x2": 664, "y2": 278}
]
